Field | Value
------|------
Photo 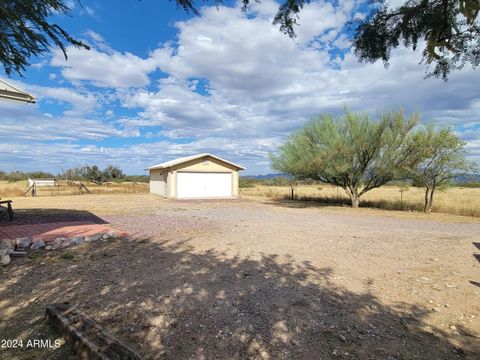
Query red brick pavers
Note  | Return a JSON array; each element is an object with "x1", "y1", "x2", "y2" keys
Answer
[{"x1": 0, "y1": 222, "x2": 126, "y2": 242}]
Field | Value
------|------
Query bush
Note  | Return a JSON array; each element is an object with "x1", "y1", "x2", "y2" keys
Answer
[
  {"x1": 239, "y1": 177, "x2": 257, "y2": 188},
  {"x1": 123, "y1": 175, "x2": 149, "y2": 183},
  {"x1": 0, "y1": 170, "x2": 55, "y2": 182},
  {"x1": 460, "y1": 182, "x2": 480, "y2": 188}
]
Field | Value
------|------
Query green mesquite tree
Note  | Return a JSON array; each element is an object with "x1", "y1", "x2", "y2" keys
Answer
[
  {"x1": 410, "y1": 126, "x2": 474, "y2": 212},
  {"x1": 271, "y1": 110, "x2": 420, "y2": 208}
]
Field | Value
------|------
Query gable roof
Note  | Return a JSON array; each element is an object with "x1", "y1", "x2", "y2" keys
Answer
[
  {"x1": 0, "y1": 79, "x2": 36, "y2": 104},
  {"x1": 147, "y1": 153, "x2": 246, "y2": 171}
]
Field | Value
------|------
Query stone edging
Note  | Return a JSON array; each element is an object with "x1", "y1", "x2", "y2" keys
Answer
[{"x1": 0, "y1": 231, "x2": 123, "y2": 266}]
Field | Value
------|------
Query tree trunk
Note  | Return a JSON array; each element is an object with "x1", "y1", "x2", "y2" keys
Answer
[
  {"x1": 423, "y1": 187, "x2": 430, "y2": 213},
  {"x1": 351, "y1": 192, "x2": 360, "y2": 208},
  {"x1": 427, "y1": 186, "x2": 435, "y2": 213}
]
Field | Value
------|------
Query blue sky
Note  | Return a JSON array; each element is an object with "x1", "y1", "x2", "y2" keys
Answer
[{"x1": 1, "y1": 0, "x2": 479, "y2": 175}]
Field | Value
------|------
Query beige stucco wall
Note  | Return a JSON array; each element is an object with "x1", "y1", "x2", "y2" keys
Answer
[
  {"x1": 170, "y1": 156, "x2": 238, "y2": 173},
  {"x1": 232, "y1": 171, "x2": 239, "y2": 196},
  {"x1": 163, "y1": 155, "x2": 240, "y2": 199},
  {"x1": 149, "y1": 169, "x2": 167, "y2": 196}
]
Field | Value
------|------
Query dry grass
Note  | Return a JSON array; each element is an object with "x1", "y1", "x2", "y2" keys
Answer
[
  {"x1": 240, "y1": 184, "x2": 480, "y2": 217},
  {"x1": 2, "y1": 179, "x2": 478, "y2": 218},
  {"x1": 0, "y1": 180, "x2": 148, "y2": 198},
  {"x1": 5, "y1": 194, "x2": 165, "y2": 218}
]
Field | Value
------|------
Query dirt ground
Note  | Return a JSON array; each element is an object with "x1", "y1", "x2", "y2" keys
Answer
[{"x1": 1, "y1": 194, "x2": 479, "y2": 359}]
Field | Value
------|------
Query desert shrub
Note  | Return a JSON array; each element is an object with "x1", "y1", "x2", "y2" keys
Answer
[
  {"x1": 123, "y1": 175, "x2": 149, "y2": 183},
  {"x1": 0, "y1": 170, "x2": 54, "y2": 182},
  {"x1": 460, "y1": 182, "x2": 480, "y2": 188},
  {"x1": 293, "y1": 195, "x2": 423, "y2": 212},
  {"x1": 264, "y1": 177, "x2": 290, "y2": 186},
  {"x1": 239, "y1": 177, "x2": 257, "y2": 188}
]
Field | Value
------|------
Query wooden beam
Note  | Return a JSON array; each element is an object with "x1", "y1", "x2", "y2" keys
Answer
[{"x1": 45, "y1": 303, "x2": 143, "y2": 360}]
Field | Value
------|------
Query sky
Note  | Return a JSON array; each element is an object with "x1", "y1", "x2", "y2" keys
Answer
[{"x1": 0, "y1": 0, "x2": 479, "y2": 175}]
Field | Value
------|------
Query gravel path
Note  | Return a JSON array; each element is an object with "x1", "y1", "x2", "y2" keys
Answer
[{"x1": 1, "y1": 195, "x2": 479, "y2": 359}]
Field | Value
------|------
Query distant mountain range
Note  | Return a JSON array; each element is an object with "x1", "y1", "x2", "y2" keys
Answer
[
  {"x1": 454, "y1": 174, "x2": 480, "y2": 184},
  {"x1": 244, "y1": 173, "x2": 480, "y2": 183}
]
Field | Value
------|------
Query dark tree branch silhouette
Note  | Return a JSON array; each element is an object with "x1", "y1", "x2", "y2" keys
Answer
[
  {"x1": 0, "y1": 0, "x2": 90, "y2": 76},
  {"x1": 1, "y1": 0, "x2": 478, "y2": 79}
]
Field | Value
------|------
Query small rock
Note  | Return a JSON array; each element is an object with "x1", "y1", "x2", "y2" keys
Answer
[
  {"x1": 0, "y1": 254, "x2": 10, "y2": 266},
  {"x1": 102, "y1": 231, "x2": 117, "y2": 240},
  {"x1": 0, "y1": 248, "x2": 11, "y2": 257},
  {"x1": 0, "y1": 239, "x2": 14, "y2": 254},
  {"x1": 15, "y1": 237, "x2": 32, "y2": 249},
  {"x1": 259, "y1": 350, "x2": 269, "y2": 359},
  {"x1": 338, "y1": 333, "x2": 347, "y2": 342},
  {"x1": 45, "y1": 246, "x2": 52, "y2": 251},
  {"x1": 85, "y1": 234, "x2": 102, "y2": 242},
  {"x1": 423, "y1": 325, "x2": 434, "y2": 334},
  {"x1": 60, "y1": 239, "x2": 74, "y2": 249},
  {"x1": 72, "y1": 236, "x2": 84, "y2": 245},
  {"x1": 51, "y1": 238, "x2": 66, "y2": 250},
  {"x1": 450, "y1": 325, "x2": 457, "y2": 331},
  {"x1": 332, "y1": 349, "x2": 339, "y2": 356},
  {"x1": 30, "y1": 240, "x2": 45, "y2": 250}
]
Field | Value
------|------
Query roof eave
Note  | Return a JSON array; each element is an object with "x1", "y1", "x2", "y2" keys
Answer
[
  {"x1": 0, "y1": 89, "x2": 36, "y2": 103},
  {"x1": 146, "y1": 153, "x2": 246, "y2": 171}
]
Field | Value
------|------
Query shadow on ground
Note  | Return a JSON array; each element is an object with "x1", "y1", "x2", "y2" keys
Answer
[
  {"x1": 263, "y1": 196, "x2": 422, "y2": 213},
  {"x1": 3, "y1": 208, "x2": 108, "y2": 226},
  {"x1": 0, "y1": 235, "x2": 478, "y2": 359},
  {"x1": 472, "y1": 242, "x2": 480, "y2": 289}
]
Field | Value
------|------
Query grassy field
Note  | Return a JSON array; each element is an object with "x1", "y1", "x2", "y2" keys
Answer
[
  {"x1": 1, "y1": 180, "x2": 478, "y2": 218},
  {"x1": 0, "y1": 180, "x2": 148, "y2": 198},
  {"x1": 240, "y1": 184, "x2": 480, "y2": 217}
]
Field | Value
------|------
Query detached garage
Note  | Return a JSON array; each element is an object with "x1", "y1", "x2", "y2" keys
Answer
[{"x1": 147, "y1": 153, "x2": 245, "y2": 199}]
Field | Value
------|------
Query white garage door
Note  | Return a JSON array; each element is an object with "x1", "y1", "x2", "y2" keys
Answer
[{"x1": 177, "y1": 172, "x2": 232, "y2": 198}]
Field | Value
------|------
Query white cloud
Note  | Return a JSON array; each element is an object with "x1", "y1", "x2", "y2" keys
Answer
[
  {"x1": 84, "y1": 6, "x2": 95, "y2": 17},
  {"x1": 119, "y1": 2, "x2": 480, "y2": 139},
  {"x1": 64, "y1": 0, "x2": 76, "y2": 10},
  {"x1": 0, "y1": 134, "x2": 274, "y2": 174},
  {"x1": 2, "y1": 0, "x2": 479, "y2": 174},
  {"x1": 294, "y1": 0, "x2": 349, "y2": 44},
  {"x1": 50, "y1": 46, "x2": 158, "y2": 88},
  {"x1": 0, "y1": 110, "x2": 123, "y2": 142}
]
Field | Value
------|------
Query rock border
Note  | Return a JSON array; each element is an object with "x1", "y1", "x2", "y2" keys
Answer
[{"x1": 0, "y1": 230, "x2": 124, "y2": 266}]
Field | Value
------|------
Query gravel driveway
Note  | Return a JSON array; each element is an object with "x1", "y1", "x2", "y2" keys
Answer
[{"x1": 1, "y1": 195, "x2": 479, "y2": 359}]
